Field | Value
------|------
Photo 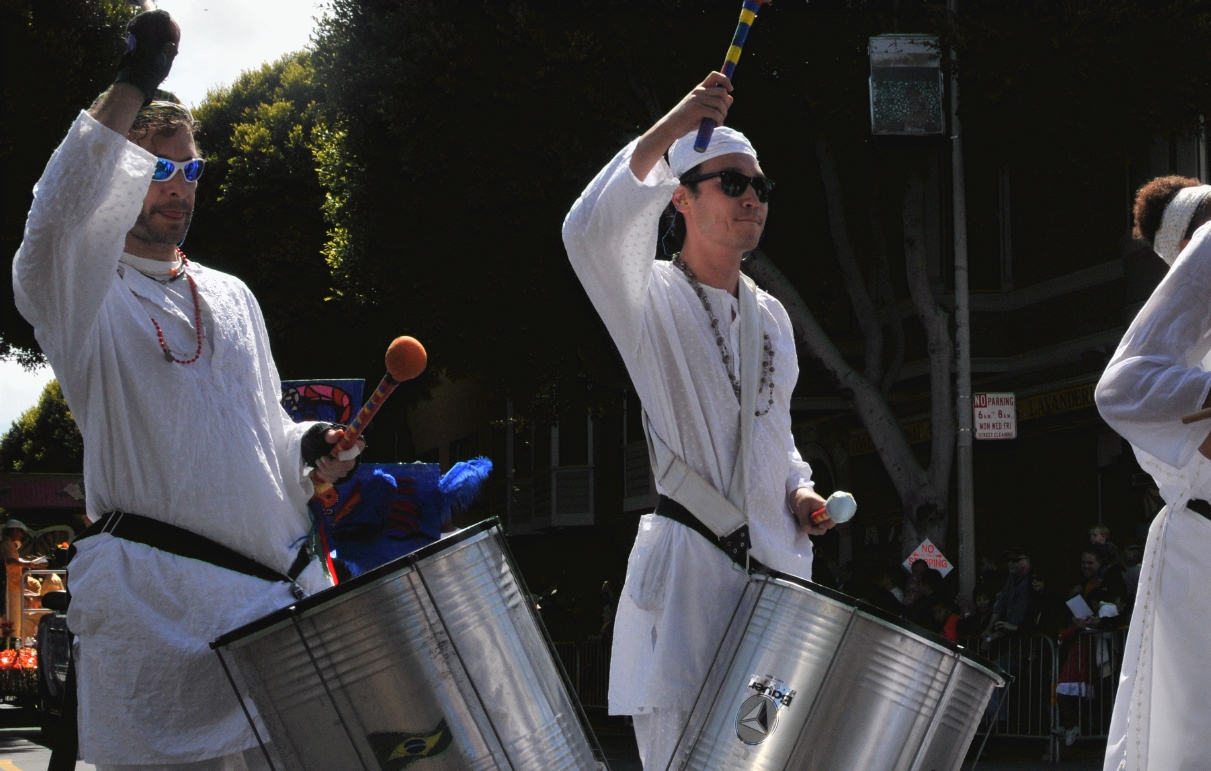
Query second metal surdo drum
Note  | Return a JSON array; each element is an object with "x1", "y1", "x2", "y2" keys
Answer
[
  {"x1": 666, "y1": 572, "x2": 1006, "y2": 771},
  {"x1": 211, "y1": 519, "x2": 600, "y2": 771}
]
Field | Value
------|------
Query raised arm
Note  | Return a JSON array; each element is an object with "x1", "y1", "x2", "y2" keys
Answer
[
  {"x1": 11, "y1": 11, "x2": 179, "y2": 364},
  {"x1": 1096, "y1": 224, "x2": 1211, "y2": 466},
  {"x1": 561, "y1": 73, "x2": 734, "y2": 360}
]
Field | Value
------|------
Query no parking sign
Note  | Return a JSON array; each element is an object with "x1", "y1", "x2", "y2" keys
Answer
[{"x1": 903, "y1": 538, "x2": 953, "y2": 577}]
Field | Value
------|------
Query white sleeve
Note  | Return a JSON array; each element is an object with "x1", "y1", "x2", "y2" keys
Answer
[
  {"x1": 561, "y1": 139, "x2": 680, "y2": 361},
  {"x1": 1095, "y1": 224, "x2": 1211, "y2": 468},
  {"x1": 11, "y1": 111, "x2": 156, "y2": 367},
  {"x1": 785, "y1": 443, "x2": 815, "y2": 498}
]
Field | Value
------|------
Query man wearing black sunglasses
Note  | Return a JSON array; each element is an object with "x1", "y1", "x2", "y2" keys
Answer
[
  {"x1": 12, "y1": 11, "x2": 359, "y2": 770},
  {"x1": 564, "y1": 72, "x2": 833, "y2": 769}
]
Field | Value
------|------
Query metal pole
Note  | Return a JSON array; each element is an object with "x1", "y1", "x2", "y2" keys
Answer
[{"x1": 949, "y1": 0, "x2": 976, "y2": 602}]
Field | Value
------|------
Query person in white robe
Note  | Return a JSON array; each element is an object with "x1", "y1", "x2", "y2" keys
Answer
[
  {"x1": 562, "y1": 72, "x2": 834, "y2": 770},
  {"x1": 1095, "y1": 177, "x2": 1211, "y2": 771},
  {"x1": 11, "y1": 12, "x2": 358, "y2": 770}
]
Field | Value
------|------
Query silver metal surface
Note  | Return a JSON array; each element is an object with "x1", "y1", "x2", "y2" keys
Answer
[
  {"x1": 670, "y1": 574, "x2": 1005, "y2": 771},
  {"x1": 214, "y1": 525, "x2": 599, "y2": 771}
]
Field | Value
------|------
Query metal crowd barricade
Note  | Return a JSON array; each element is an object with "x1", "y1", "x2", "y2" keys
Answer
[
  {"x1": 554, "y1": 640, "x2": 610, "y2": 709},
  {"x1": 960, "y1": 629, "x2": 1128, "y2": 763},
  {"x1": 959, "y1": 635, "x2": 1057, "y2": 740}
]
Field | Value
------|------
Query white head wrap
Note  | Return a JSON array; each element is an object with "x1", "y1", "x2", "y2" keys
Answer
[
  {"x1": 1154, "y1": 184, "x2": 1211, "y2": 265},
  {"x1": 667, "y1": 126, "x2": 758, "y2": 179}
]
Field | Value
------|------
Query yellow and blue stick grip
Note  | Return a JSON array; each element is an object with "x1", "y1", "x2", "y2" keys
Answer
[{"x1": 695, "y1": 0, "x2": 767, "y2": 153}]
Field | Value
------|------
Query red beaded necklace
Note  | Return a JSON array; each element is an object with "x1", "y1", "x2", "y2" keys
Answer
[{"x1": 148, "y1": 248, "x2": 204, "y2": 365}]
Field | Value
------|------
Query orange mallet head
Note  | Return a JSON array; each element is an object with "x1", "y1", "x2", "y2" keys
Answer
[
  {"x1": 385, "y1": 335, "x2": 427, "y2": 384},
  {"x1": 332, "y1": 336, "x2": 427, "y2": 453}
]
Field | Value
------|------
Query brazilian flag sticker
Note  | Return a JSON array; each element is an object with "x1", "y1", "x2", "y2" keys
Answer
[{"x1": 368, "y1": 719, "x2": 453, "y2": 769}]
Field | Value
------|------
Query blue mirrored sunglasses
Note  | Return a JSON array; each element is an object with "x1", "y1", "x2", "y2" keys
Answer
[{"x1": 152, "y1": 157, "x2": 205, "y2": 183}]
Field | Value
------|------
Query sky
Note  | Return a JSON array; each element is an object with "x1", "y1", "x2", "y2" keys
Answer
[{"x1": 0, "y1": 0, "x2": 324, "y2": 433}]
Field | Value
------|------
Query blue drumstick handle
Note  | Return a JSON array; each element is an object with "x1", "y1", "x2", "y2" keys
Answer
[{"x1": 694, "y1": 118, "x2": 717, "y2": 153}]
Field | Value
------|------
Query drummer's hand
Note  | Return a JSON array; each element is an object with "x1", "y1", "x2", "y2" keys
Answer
[
  {"x1": 790, "y1": 488, "x2": 834, "y2": 536},
  {"x1": 631, "y1": 72, "x2": 733, "y2": 179},
  {"x1": 313, "y1": 429, "x2": 364, "y2": 484}
]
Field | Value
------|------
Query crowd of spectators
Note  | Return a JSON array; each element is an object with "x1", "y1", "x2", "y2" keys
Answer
[
  {"x1": 858, "y1": 524, "x2": 1143, "y2": 751},
  {"x1": 858, "y1": 524, "x2": 1141, "y2": 647}
]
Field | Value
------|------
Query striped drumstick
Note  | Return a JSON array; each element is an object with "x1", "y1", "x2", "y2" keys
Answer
[
  {"x1": 310, "y1": 336, "x2": 427, "y2": 584},
  {"x1": 694, "y1": 0, "x2": 770, "y2": 153},
  {"x1": 324, "y1": 336, "x2": 427, "y2": 458}
]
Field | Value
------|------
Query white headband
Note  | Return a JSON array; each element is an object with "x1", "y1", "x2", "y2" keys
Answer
[
  {"x1": 1154, "y1": 184, "x2": 1211, "y2": 265},
  {"x1": 667, "y1": 126, "x2": 758, "y2": 179}
]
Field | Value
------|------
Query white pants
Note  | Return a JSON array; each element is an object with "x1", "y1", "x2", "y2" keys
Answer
[
  {"x1": 632, "y1": 709, "x2": 689, "y2": 771},
  {"x1": 95, "y1": 747, "x2": 271, "y2": 771}
]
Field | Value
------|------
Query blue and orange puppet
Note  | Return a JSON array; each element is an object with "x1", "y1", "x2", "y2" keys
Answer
[{"x1": 695, "y1": 0, "x2": 770, "y2": 153}]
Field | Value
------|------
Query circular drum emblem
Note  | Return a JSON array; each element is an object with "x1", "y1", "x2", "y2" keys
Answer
[{"x1": 735, "y1": 694, "x2": 779, "y2": 745}]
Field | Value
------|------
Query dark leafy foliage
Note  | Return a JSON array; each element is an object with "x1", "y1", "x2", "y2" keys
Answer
[
  {"x1": 187, "y1": 53, "x2": 338, "y2": 379},
  {"x1": 1, "y1": 0, "x2": 135, "y2": 366}
]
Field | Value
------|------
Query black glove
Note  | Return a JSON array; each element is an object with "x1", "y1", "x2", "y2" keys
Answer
[
  {"x1": 301, "y1": 422, "x2": 364, "y2": 486},
  {"x1": 301, "y1": 422, "x2": 341, "y2": 466},
  {"x1": 115, "y1": 10, "x2": 180, "y2": 104}
]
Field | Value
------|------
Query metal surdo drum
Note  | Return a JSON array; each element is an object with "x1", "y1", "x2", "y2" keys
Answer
[
  {"x1": 211, "y1": 519, "x2": 601, "y2": 771},
  {"x1": 667, "y1": 571, "x2": 1005, "y2": 771}
]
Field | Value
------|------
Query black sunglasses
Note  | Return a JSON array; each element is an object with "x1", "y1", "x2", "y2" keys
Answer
[{"x1": 680, "y1": 170, "x2": 774, "y2": 203}]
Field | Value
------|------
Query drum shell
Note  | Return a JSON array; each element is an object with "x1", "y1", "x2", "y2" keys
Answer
[
  {"x1": 671, "y1": 574, "x2": 1004, "y2": 771},
  {"x1": 213, "y1": 523, "x2": 597, "y2": 771}
]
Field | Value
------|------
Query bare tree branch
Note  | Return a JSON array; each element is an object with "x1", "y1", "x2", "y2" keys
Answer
[
  {"x1": 746, "y1": 249, "x2": 929, "y2": 494},
  {"x1": 867, "y1": 180, "x2": 904, "y2": 395},
  {"x1": 902, "y1": 171, "x2": 955, "y2": 497},
  {"x1": 814, "y1": 135, "x2": 884, "y2": 382}
]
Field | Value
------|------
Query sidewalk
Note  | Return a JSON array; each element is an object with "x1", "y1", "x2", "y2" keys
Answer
[{"x1": 0, "y1": 728, "x2": 94, "y2": 771}]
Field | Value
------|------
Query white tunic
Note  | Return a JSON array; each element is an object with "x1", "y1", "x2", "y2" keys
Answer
[
  {"x1": 562, "y1": 139, "x2": 815, "y2": 717},
  {"x1": 1095, "y1": 221, "x2": 1211, "y2": 771},
  {"x1": 12, "y1": 112, "x2": 329, "y2": 764}
]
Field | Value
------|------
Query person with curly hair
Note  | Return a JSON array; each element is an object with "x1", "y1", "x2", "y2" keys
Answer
[{"x1": 1095, "y1": 174, "x2": 1211, "y2": 771}]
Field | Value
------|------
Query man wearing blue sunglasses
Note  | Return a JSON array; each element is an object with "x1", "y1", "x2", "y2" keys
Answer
[{"x1": 12, "y1": 11, "x2": 358, "y2": 770}]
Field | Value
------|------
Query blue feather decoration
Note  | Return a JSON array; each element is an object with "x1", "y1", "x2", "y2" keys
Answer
[{"x1": 438, "y1": 457, "x2": 493, "y2": 524}]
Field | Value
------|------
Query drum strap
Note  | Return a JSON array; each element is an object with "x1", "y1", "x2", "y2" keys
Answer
[
  {"x1": 655, "y1": 495, "x2": 758, "y2": 570},
  {"x1": 71, "y1": 511, "x2": 313, "y2": 590},
  {"x1": 641, "y1": 273, "x2": 762, "y2": 546}
]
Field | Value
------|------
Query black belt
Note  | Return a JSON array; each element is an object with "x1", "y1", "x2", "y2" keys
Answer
[
  {"x1": 71, "y1": 511, "x2": 313, "y2": 588},
  {"x1": 1188, "y1": 499, "x2": 1211, "y2": 521},
  {"x1": 654, "y1": 495, "x2": 758, "y2": 570}
]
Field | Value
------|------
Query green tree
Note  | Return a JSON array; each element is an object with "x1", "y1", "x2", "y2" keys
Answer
[
  {"x1": 188, "y1": 52, "x2": 338, "y2": 377},
  {"x1": 0, "y1": 380, "x2": 84, "y2": 473},
  {"x1": 309, "y1": 0, "x2": 744, "y2": 414},
  {"x1": 1, "y1": 0, "x2": 135, "y2": 366}
]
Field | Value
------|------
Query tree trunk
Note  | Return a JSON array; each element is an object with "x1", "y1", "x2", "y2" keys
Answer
[{"x1": 748, "y1": 139, "x2": 956, "y2": 560}]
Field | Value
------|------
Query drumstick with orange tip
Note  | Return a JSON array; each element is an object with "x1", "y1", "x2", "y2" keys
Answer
[
  {"x1": 1181, "y1": 407, "x2": 1211, "y2": 424},
  {"x1": 311, "y1": 336, "x2": 427, "y2": 583},
  {"x1": 809, "y1": 490, "x2": 858, "y2": 526},
  {"x1": 312, "y1": 335, "x2": 426, "y2": 485}
]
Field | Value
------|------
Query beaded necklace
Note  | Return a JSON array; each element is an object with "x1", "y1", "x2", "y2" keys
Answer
[
  {"x1": 672, "y1": 253, "x2": 775, "y2": 417},
  {"x1": 145, "y1": 247, "x2": 204, "y2": 365}
]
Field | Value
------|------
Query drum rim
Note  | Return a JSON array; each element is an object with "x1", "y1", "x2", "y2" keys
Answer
[
  {"x1": 210, "y1": 517, "x2": 501, "y2": 649},
  {"x1": 754, "y1": 569, "x2": 1008, "y2": 680}
]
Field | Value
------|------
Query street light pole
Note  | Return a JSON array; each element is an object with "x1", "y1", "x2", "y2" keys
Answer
[{"x1": 949, "y1": 0, "x2": 976, "y2": 601}]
